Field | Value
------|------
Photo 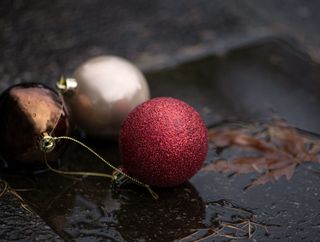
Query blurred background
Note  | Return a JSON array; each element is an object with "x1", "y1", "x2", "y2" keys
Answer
[{"x1": 1, "y1": 0, "x2": 320, "y2": 89}]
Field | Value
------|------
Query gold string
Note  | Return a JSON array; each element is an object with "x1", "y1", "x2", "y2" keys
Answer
[
  {"x1": 45, "y1": 79, "x2": 158, "y2": 199},
  {"x1": 42, "y1": 135, "x2": 159, "y2": 200},
  {"x1": 43, "y1": 153, "x2": 113, "y2": 179}
]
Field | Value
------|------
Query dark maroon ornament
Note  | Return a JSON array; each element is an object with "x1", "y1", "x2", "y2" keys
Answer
[
  {"x1": 0, "y1": 83, "x2": 72, "y2": 171},
  {"x1": 119, "y1": 97, "x2": 208, "y2": 187}
]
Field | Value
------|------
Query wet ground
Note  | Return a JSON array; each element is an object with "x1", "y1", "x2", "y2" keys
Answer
[
  {"x1": 1, "y1": 39, "x2": 320, "y2": 241},
  {"x1": 2, "y1": 1, "x2": 320, "y2": 241}
]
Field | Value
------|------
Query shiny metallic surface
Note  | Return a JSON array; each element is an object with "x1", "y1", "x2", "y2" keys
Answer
[
  {"x1": 56, "y1": 77, "x2": 78, "y2": 96},
  {"x1": 66, "y1": 56, "x2": 150, "y2": 137},
  {"x1": 0, "y1": 83, "x2": 71, "y2": 170}
]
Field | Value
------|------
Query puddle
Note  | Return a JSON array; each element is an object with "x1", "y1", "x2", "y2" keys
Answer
[{"x1": 2, "y1": 39, "x2": 320, "y2": 241}]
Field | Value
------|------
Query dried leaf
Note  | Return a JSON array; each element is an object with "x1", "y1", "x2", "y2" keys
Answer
[
  {"x1": 245, "y1": 163, "x2": 297, "y2": 190},
  {"x1": 204, "y1": 120, "x2": 320, "y2": 189}
]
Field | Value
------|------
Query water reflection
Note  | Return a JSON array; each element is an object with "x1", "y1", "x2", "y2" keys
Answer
[
  {"x1": 45, "y1": 180, "x2": 205, "y2": 241},
  {"x1": 117, "y1": 184, "x2": 204, "y2": 242}
]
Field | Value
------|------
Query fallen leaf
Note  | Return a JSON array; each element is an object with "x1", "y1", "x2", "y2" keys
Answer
[{"x1": 204, "y1": 120, "x2": 320, "y2": 189}]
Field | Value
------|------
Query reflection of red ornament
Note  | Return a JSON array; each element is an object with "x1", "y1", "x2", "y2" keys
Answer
[
  {"x1": 0, "y1": 83, "x2": 71, "y2": 171},
  {"x1": 119, "y1": 97, "x2": 208, "y2": 187}
]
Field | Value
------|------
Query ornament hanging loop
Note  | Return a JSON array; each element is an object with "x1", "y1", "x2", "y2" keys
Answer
[{"x1": 39, "y1": 132, "x2": 56, "y2": 153}]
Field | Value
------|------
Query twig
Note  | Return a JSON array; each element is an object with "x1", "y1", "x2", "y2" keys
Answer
[
  {"x1": 194, "y1": 227, "x2": 224, "y2": 242},
  {"x1": 0, "y1": 180, "x2": 8, "y2": 199},
  {"x1": 179, "y1": 218, "x2": 275, "y2": 241}
]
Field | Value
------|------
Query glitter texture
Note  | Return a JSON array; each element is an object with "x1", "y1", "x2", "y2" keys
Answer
[{"x1": 119, "y1": 97, "x2": 208, "y2": 187}]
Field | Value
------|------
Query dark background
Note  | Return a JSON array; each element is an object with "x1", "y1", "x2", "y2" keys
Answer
[{"x1": 1, "y1": 0, "x2": 320, "y2": 89}]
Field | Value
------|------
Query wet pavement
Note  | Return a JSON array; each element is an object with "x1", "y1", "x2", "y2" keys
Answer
[
  {"x1": 0, "y1": 183, "x2": 63, "y2": 242},
  {"x1": 1, "y1": 40, "x2": 320, "y2": 241},
  {"x1": 1, "y1": 1, "x2": 320, "y2": 241}
]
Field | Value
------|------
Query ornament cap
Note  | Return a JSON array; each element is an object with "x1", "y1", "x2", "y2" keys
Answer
[
  {"x1": 112, "y1": 169, "x2": 131, "y2": 187},
  {"x1": 56, "y1": 76, "x2": 78, "y2": 96},
  {"x1": 39, "y1": 133, "x2": 56, "y2": 153}
]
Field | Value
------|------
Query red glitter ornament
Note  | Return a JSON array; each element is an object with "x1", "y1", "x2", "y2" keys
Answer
[{"x1": 119, "y1": 97, "x2": 208, "y2": 187}]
